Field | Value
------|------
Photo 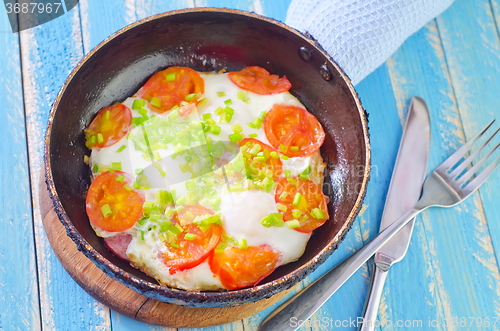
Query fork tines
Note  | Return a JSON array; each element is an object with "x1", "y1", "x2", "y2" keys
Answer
[{"x1": 437, "y1": 119, "x2": 500, "y2": 193}]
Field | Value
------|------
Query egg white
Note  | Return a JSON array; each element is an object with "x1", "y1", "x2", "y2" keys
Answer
[{"x1": 88, "y1": 71, "x2": 326, "y2": 290}]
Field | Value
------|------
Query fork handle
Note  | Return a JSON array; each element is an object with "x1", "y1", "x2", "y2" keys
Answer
[
  {"x1": 259, "y1": 207, "x2": 424, "y2": 331},
  {"x1": 359, "y1": 263, "x2": 389, "y2": 331}
]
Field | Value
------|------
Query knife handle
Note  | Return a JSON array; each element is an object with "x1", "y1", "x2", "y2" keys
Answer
[{"x1": 359, "y1": 262, "x2": 389, "y2": 331}]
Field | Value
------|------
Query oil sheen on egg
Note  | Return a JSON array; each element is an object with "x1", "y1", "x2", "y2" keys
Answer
[{"x1": 88, "y1": 71, "x2": 325, "y2": 290}]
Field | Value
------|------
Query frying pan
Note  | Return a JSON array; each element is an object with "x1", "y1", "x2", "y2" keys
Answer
[{"x1": 44, "y1": 8, "x2": 370, "y2": 308}]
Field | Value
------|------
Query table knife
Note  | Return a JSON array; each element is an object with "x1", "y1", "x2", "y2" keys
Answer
[{"x1": 359, "y1": 96, "x2": 430, "y2": 330}]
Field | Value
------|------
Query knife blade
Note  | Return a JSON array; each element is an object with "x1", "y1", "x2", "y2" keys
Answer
[{"x1": 359, "y1": 96, "x2": 430, "y2": 330}]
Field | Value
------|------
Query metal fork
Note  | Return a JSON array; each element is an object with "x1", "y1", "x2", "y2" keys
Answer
[{"x1": 259, "y1": 120, "x2": 500, "y2": 331}]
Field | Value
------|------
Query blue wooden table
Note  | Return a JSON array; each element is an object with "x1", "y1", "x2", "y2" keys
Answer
[{"x1": 2, "y1": 0, "x2": 500, "y2": 330}]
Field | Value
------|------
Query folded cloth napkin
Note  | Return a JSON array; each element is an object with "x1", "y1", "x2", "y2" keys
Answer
[{"x1": 286, "y1": 0, "x2": 454, "y2": 85}]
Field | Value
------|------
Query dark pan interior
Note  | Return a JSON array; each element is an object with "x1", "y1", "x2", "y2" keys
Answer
[{"x1": 47, "y1": 9, "x2": 369, "y2": 306}]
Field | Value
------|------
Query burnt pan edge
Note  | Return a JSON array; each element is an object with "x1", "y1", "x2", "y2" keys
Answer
[{"x1": 44, "y1": 7, "x2": 371, "y2": 308}]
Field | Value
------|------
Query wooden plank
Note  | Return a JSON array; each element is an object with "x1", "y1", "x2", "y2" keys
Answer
[
  {"x1": 0, "y1": 9, "x2": 41, "y2": 331},
  {"x1": 18, "y1": 5, "x2": 112, "y2": 330},
  {"x1": 437, "y1": 0, "x2": 500, "y2": 287},
  {"x1": 375, "y1": 4, "x2": 500, "y2": 328}
]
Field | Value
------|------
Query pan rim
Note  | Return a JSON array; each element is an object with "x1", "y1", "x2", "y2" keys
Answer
[{"x1": 43, "y1": 7, "x2": 371, "y2": 307}]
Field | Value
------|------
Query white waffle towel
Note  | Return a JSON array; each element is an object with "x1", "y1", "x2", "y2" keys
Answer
[{"x1": 286, "y1": 0, "x2": 454, "y2": 85}]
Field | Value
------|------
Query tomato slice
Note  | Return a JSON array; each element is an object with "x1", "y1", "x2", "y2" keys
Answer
[
  {"x1": 209, "y1": 245, "x2": 280, "y2": 290},
  {"x1": 162, "y1": 220, "x2": 221, "y2": 275},
  {"x1": 86, "y1": 171, "x2": 144, "y2": 232},
  {"x1": 264, "y1": 104, "x2": 325, "y2": 157},
  {"x1": 85, "y1": 103, "x2": 132, "y2": 149},
  {"x1": 175, "y1": 205, "x2": 214, "y2": 226},
  {"x1": 275, "y1": 177, "x2": 329, "y2": 233},
  {"x1": 239, "y1": 138, "x2": 283, "y2": 183},
  {"x1": 138, "y1": 66, "x2": 204, "y2": 113},
  {"x1": 228, "y1": 66, "x2": 291, "y2": 95}
]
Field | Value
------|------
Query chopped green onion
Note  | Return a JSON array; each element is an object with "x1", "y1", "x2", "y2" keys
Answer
[
  {"x1": 166, "y1": 73, "x2": 176, "y2": 81},
  {"x1": 170, "y1": 243, "x2": 180, "y2": 248},
  {"x1": 311, "y1": 208, "x2": 327, "y2": 219},
  {"x1": 249, "y1": 144, "x2": 261, "y2": 155},
  {"x1": 150, "y1": 97, "x2": 161, "y2": 108},
  {"x1": 258, "y1": 111, "x2": 266, "y2": 121},
  {"x1": 224, "y1": 106, "x2": 234, "y2": 115},
  {"x1": 251, "y1": 118, "x2": 262, "y2": 129},
  {"x1": 248, "y1": 122, "x2": 257, "y2": 129},
  {"x1": 214, "y1": 242, "x2": 227, "y2": 254},
  {"x1": 215, "y1": 106, "x2": 224, "y2": 115},
  {"x1": 206, "y1": 118, "x2": 216, "y2": 125},
  {"x1": 141, "y1": 230, "x2": 145, "y2": 241},
  {"x1": 198, "y1": 98, "x2": 209, "y2": 108},
  {"x1": 202, "y1": 113, "x2": 211, "y2": 120},
  {"x1": 97, "y1": 133, "x2": 104, "y2": 144},
  {"x1": 298, "y1": 174, "x2": 311, "y2": 180},
  {"x1": 135, "y1": 168, "x2": 143, "y2": 175},
  {"x1": 116, "y1": 145, "x2": 126, "y2": 153},
  {"x1": 153, "y1": 162, "x2": 166, "y2": 177},
  {"x1": 279, "y1": 191, "x2": 288, "y2": 200},
  {"x1": 292, "y1": 209, "x2": 302, "y2": 218},
  {"x1": 104, "y1": 110, "x2": 110, "y2": 120},
  {"x1": 185, "y1": 93, "x2": 196, "y2": 101},
  {"x1": 156, "y1": 190, "x2": 171, "y2": 204},
  {"x1": 171, "y1": 105, "x2": 179, "y2": 110},
  {"x1": 237, "y1": 238, "x2": 247, "y2": 249},
  {"x1": 292, "y1": 193, "x2": 302, "y2": 206},
  {"x1": 168, "y1": 110, "x2": 179, "y2": 121},
  {"x1": 225, "y1": 113, "x2": 233, "y2": 123},
  {"x1": 288, "y1": 177, "x2": 298, "y2": 186},
  {"x1": 263, "y1": 151, "x2": 276, "y2": 160},
  {"x1": 101, "y1": 204, "x2": 112, "y2": 218},
  {"x1": 284, "y1": 170, "x2": 291, "y2": 177},
  {"x1": 254, "y1": 156, "x2": 266, "y2": 162},
  {"x1": 132, "y1": 99, "x2": 146, "y2": 109},
  {"x1": 83, "y1": 155, "x2": 90, "y2": 164},
  {"x1": 279, "y1": 144, "x2": 288, "y2": 153},
  {"x1": 290, "y1": 146, "x2": 299, "y2": 152},
  {"x1": 138, "y1": 107, "x2": 148, "y2": 119},
  {"x1": 123, "y1": 185, "x2": 132, "y2": 191},
  {"x1": 231, "y1": 123, "x2": 243, "y2": 133},
  {"x1": 111, "y1": 162, "x2": 122, "y2": 171},
  {"x1": 184, "y1": 233, "x2": 196, "y2": 241},
  {"x1": 229, "y1": 132, "x2": 243, "y2": 142},
  {"x1": 224, "y1": 99, "x2": 233, "y2": 105},
  {"x1": 90, "y1": 135, "x2": 96, "y2": 145},
  {"x1": 209, "y1": 125, "x2": 221, "y2": 135},
  {"x1": 285, "y1": 220, "x2": 301, "y2": 229},
  {"x1": 217, "y1": 91, "x2": 226, "y2": 97},
  {"x1": 237, "y1": 91, "x2": 247, "y2": 101},
  {"x1": 143, "y1": 201, "x2": 154, "y2": 215},
  {"x1": 261, "y1": 213, "x2": 285, "y2": 227},
  {"x1": 175, "y1": 224, "x2": 184, "y2": 233},
  {"x1": 281, "y1": 155, "x2": 290, "y2": 161},
  {"x1": 116, "y1": 175, "x2": 125, "y2": 182},
  {"x1": 277, "y1": 203, "x2": 287, "y2": 212},
  {"x1": 249, "y1": 133, "x2": 258, "y2": 138},
  {"x1": 153, "y1": 151, "x2": 161, "y2": 161}
]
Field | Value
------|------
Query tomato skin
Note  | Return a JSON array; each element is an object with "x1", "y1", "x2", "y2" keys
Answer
[
  {"x1": 228, "y1": 66, "x2": 291, "y2": 95},
  {"x1": 264, "y1": 104, "x2": 325, "y2": 157},
  {"x1": 275, "y1": 177, "x2": 329, "y2": 233},
  {"x1": 138, "y1": 66, "x2": 204, "y2": 113},
  {"x1": 162, "y1": 222, "x2": 221, "y2": 275},
  {"x1": 86, "y1": 171, "x2": 144, "y2": 232},
  {"x1": 209, "y1": 244, "x2": 280, "y2": 290},
  {"x1": 239, "y1": 138, "x2": 283, "y2": 182},
  {"x1": 85, "y1": 103, "x2": 132, "y2": 149}
]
